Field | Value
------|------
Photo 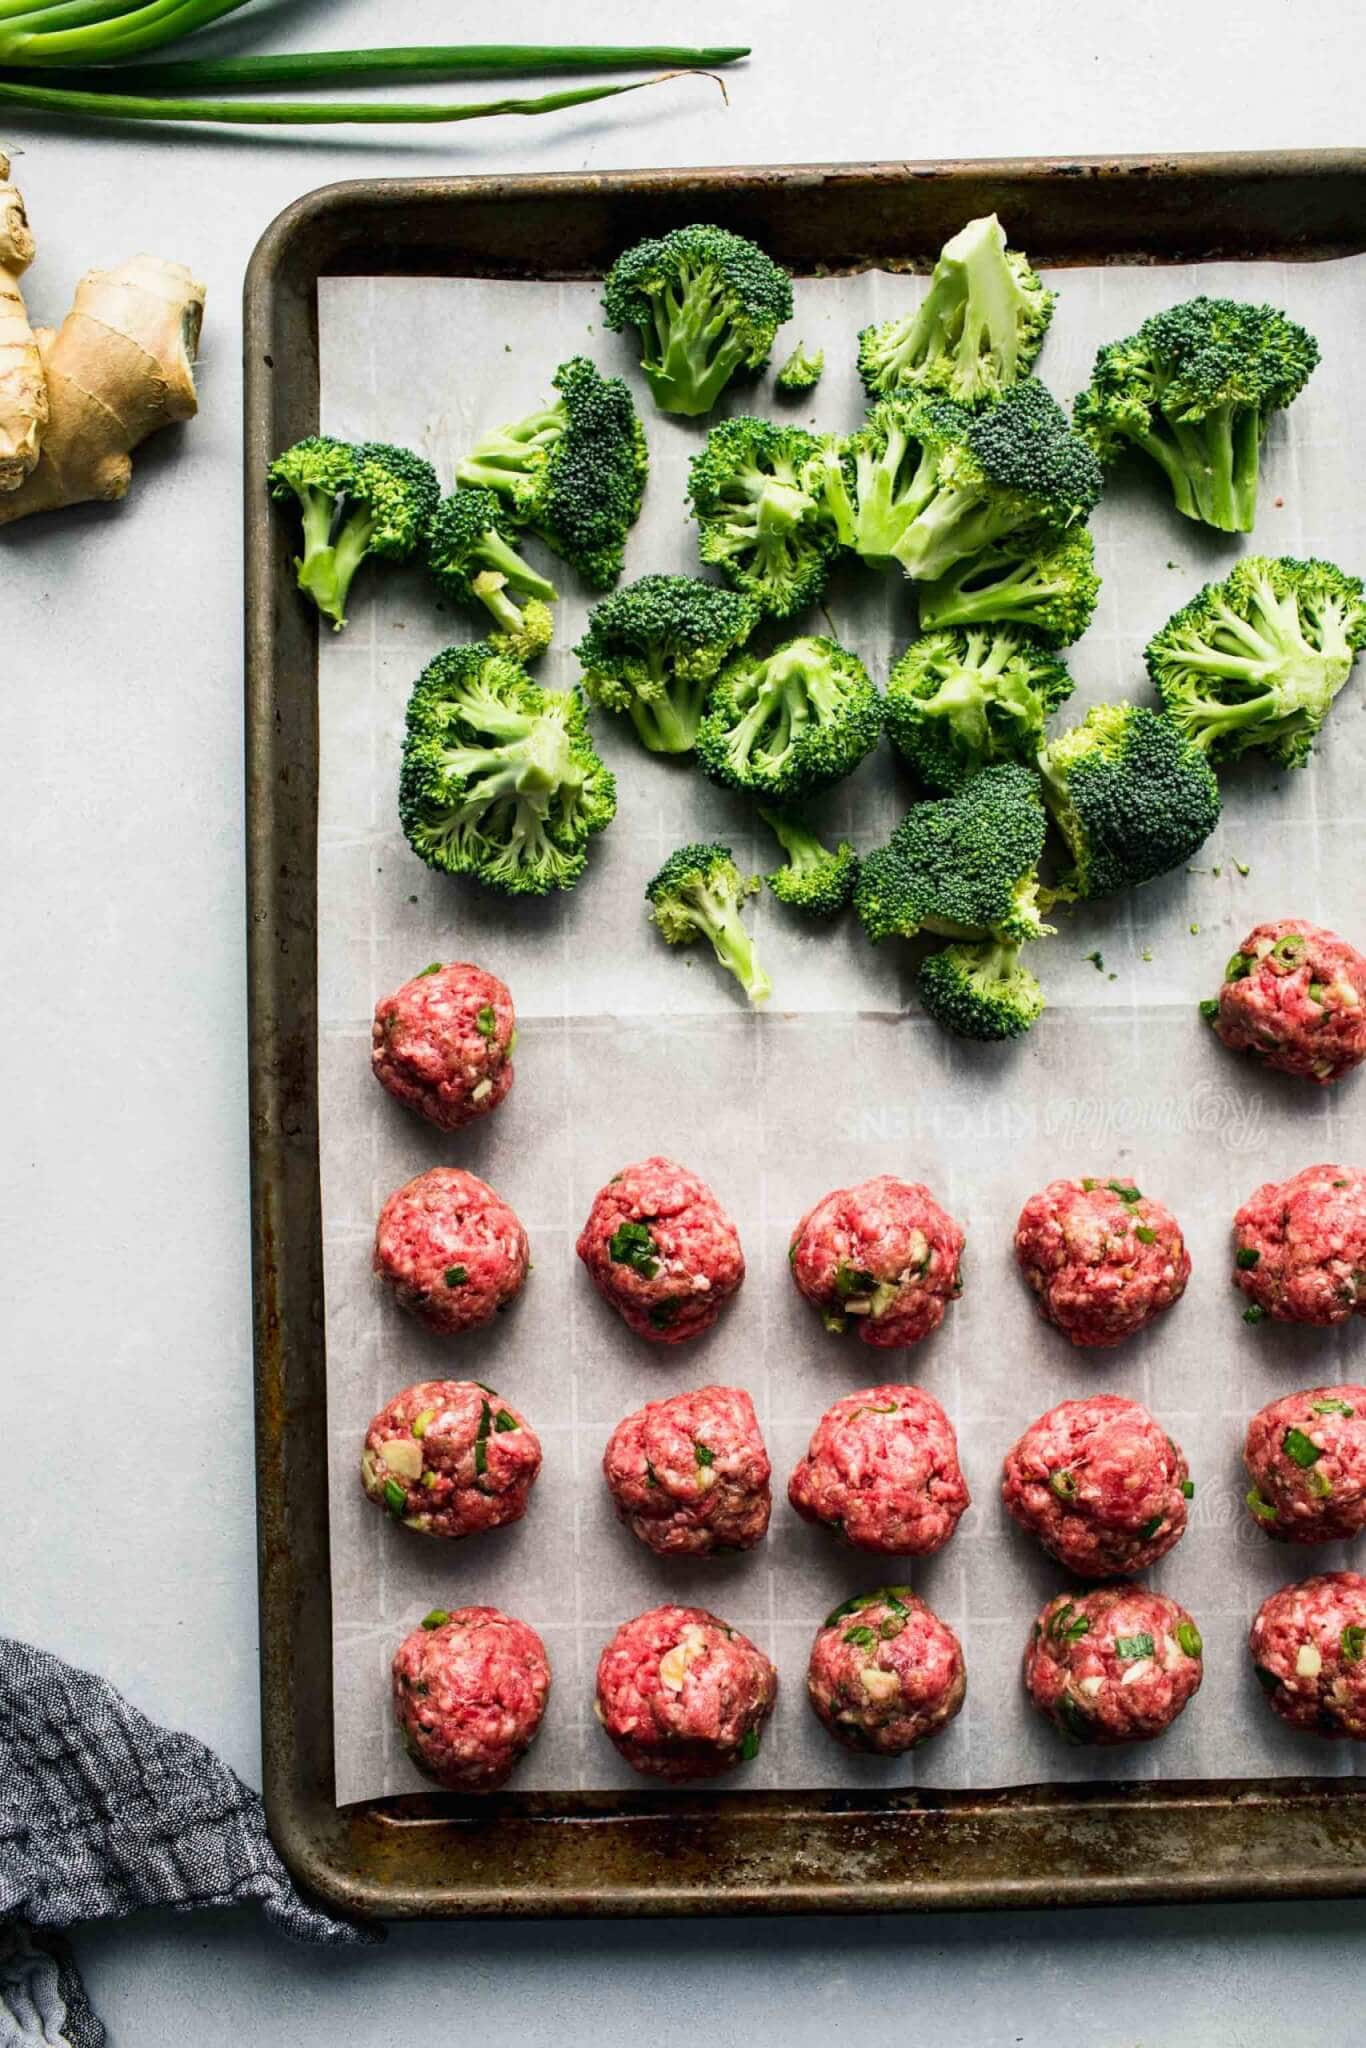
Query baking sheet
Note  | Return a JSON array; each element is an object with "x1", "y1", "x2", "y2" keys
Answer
[{"x1": 316, "y1": 253, "x2": 1366, "y2": 1806}]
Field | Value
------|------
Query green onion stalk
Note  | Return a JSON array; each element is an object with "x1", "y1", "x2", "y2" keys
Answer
[{"x1": 0, "y1": 1, "x2": 749, "y2": 126}]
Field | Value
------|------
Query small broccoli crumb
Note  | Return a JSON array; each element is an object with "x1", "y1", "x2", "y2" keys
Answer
[{"x1": 1085, "y1": 950, "x2": 1105, "y2": 972}]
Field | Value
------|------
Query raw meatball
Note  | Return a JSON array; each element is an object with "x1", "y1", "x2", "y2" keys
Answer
[
  {"x1": 1014, "y1": 1175, "x2": 1190, "y2": 1348},
  {"x1": 371, "y1": 960, "x2": 516, "y2": 1130},
  {"x1": 603, "y1": 1385, "x2": 771, "y2": 1558},
  {"x1": 807, "y1": 1588, "x2": 965, "y2": 1755},
  {"x1": 576, "y1": 1157, "x2": 745, "y2": 1344},
  {"x1": 392, "y1": 1606, "x2": 550, "y2": 1790},
  {"x1": 595, "y1": 1605, "x2": 777, "y2": 1781},
  {"x1": 374, "y1": 1166, "x2": 529, "y2": 1335},
  {"x1": 1250, "y1": 1573, "x2": 1366, "y2": 1737},
  {"x1": 1233, "y1": 1164, "x2": 1366, "y2": 1326},
  {"x1": 1244, "y1": 1386, "x2": 1366, "y2": 1543},
  {"x1": 1002, "y1": 1395, "x2": 1190, "y2": 1578},
  {"x1": 1210, "y1": 919, "x2": 1366, "y2": 1086},
  {"x1": 788, "y1": 1176, "x2": 965, "y2": 1349},
  {"x1": 1024, "y1": 1585, "x2": 1204, "y2": 1746},
  {"x1": 361, "y1": 1379, "x2": 542, "y2": 1539},
  {"x1": 787, "y1": 1385, "x2": 970, "y2": 1557}
]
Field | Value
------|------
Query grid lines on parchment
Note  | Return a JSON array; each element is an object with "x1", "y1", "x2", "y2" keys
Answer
[{"x1": 315, "y1": 257, "x2": 1366, "y2": 1805}]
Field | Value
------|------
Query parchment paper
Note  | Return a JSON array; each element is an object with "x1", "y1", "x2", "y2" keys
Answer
[{"x1": 316, "y1": 251, "x2": 1366, "y2": 1805}]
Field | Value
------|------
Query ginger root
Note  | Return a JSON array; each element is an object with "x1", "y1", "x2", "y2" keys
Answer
[
  {"x1": 0, "y1": 150, "x2": 46, "y2": 491},
  {"x1": 0, "y1": 253, "x2": 205, "y2": 526}
]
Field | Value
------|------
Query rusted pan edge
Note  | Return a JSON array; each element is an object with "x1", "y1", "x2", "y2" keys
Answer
[{"x1": 244, "y1": 153, "x2": 1366, "y2": 1922}]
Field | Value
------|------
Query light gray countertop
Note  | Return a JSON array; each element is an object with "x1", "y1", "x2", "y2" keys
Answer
[{"x1": 3, "y1": 1, "x2": 1362, "y2": 2038}]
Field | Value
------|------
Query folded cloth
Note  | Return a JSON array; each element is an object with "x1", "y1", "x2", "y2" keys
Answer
[{"x1": 0, "y1": 1636, "x2": 376, "y2": 2045}]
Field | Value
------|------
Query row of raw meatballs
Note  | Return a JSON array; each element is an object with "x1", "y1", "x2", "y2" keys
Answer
[
  {"x1": 394, "y1": 1572, "x2": 1366, "y2": 1794},
  {"x1": 375, "y1": 924, "x2": 1366, "y2": 1142},
  {"x1": 375, "y1": 1153, "x2": 1366, "y2": 1345},
  {"x1": 365, "y1": 1382, "x2": 1366, "y2": 1563}
]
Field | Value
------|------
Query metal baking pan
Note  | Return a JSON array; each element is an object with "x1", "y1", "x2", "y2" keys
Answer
[{"x1": 245, "y1": 150, "x2": 1366, "y2": 1920}]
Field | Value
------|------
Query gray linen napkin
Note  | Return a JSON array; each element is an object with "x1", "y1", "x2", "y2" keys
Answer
[{"x1": 0, "y1": 1637, "x2": 377, "y2": 2045}]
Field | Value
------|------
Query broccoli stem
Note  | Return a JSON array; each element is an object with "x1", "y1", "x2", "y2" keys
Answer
[
  {"x1": 893, "y1": 483, "x2": 1016, "y2": 581},
  {"x1": 629, "y1": 671, "x2": 709, "y2": 754},
  {"x1": 644, "y1": 261, "x2": 752, "y2": 416},
  {"x1": 474, "y1": 526, "x2": 556, "y2": 600},
  {"x1": 690, "y1": 879, "x2": 773, "y2": 1003},
  {"x1": 758, "y1": 807, "x2": 823, "y2": 873},
  {"x1": 470, "y1": 571, "x2": 534, "y2": 641},
  {"x1": 292, "y1": 486, "x2": 345, "y2": 624}
]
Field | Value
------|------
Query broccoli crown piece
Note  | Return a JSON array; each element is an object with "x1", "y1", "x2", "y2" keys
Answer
[
  {"x1": 602, "y1": 223, "x2": 793, "y2": 418},
  {"x1": 456, "y1": 356, "x2": 647, "y2": 588},
  {"x1": 1073, "y1": 296, "x2": 1319, "y2": 533},
  {"x1": 1039, "y1": 701, "x2": 1221, "y2": 899},
  {"x1": 399, "y1": 643, "x2": 616, "y2": 896},
  {"x1": 857, "y1": 213, "x2": 1055, "y2": 405},
  {"x1": 573, "y1": 573, "x2": 760, "y2": 754},
  {"x1": 645, "y1": 841, "x2": 772, "y2": 1006},
  {"x1": 775, "y1": 340, "x2": 825, "y2": 393},
  {"x1": 822, "y1": 380, "x2": 1099, "y2": 583},
  {"x1": 695, "y1": 635, "x2": 882, "y2": 801},
  {"x1": 915, "y1": 527, "x2": 1101, "y2": 648},
  {"x1": 885, "y1": 628, "x2": 1074, "y2": 793},
  {"x1": 1144, "y1": 554, "x2": 1366, "y2": 769},
  {"x1": 758, "y1": 807, "x2": 858, "y2": 916},
  {"x1": 854, "y1": 762, "x2": 1051, "y2": 945},
  {"x1": 688, "y1": 416, "x2": 838, "y2": 619},
  {"x1": 917, "y1": 937, "x2": 1046, "y2": 1041},
  {"x1": 268, "y1": 435, "x2": 439, "y2": 631},
  {"x1": 425, "y1": 487, "x2": 558, "y2": 662}
]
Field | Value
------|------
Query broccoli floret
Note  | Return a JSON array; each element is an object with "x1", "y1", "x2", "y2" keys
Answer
[
  {"x1": 399, "y1": 643, "x2": 616, "y2": 895},
  {"x1": 695, "y1": 635, "x2": 882, "y2": 802},
  {"x1": 857, "y1": 214, "x2": 1054, "y2": 405},
  {"x1": 688, "y1": 416, "x2": 838, "y2": 618},
  {"x1": 268, "y1": 436, "x2": 439, "y2": 631},
  {"x1": 885, "y1": 628, "x2": 1074, "y2": 792},
  {"x1": 758, "y1": 807, "x2": 858, "y2": 916},
  {"x1": 854, "y1": 763, "x2": 1052, "y2": 945},
  {"x1": 573, "y1": 574, "x2": 760, "y2": 755},
  {"x1": 424, "y1": 487, "x2": 557, "y2": 661},
  {"x1": 1038, "y1": 702, "x2": 1221, "y2": 899},
  {"x1": 602, "y1": 223, "x2": 793, "y2": 418},
  {"x1": 775, "y1": 341, "x2": 825, "y2": 394},
  {"x1": 645, "y1": 841, "x2": 772, "y2": 1006},
  {"x1": 455, "y1": 356, "x2": 647, "y2": 588},
  {"x1": 1144, "y1": 554, "x2": 1366, "y2": 768},
  {"x1": 916, "y1": 527, "x2": 1101, "y2": 648},
  {"x1": 1073, "y1": 297, "x2": 1319, "y2": 533},
  {"x1": 816, "y1": 380, "x2": 1100, "y2": 582},
  {"x1": 917, "y1": 937, "x2": 1046, "y2": 1041}
]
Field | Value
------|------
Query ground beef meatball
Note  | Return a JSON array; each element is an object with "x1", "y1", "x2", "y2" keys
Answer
[
  {"x1": 1243, "y1": 1386, "x2": 1366, "y2": 1543},
  {"x1": 603, "y1": 1386, "x2": 771, "y2": 1558},
  {"x1": 1013, "y1": 1175, "x2": 1190, "y2": 1348},
  {"x1": 371, "y1": 960, "x2": 516, "y2": 1130},
  {"x1": 374, "y1": 1166, "x2": 529, "y2": 1335},
  {"x1": 1024, "y1": 1585, "x2": 1204, "y2": 1746},
  {"x1": 576, "y1": 1157, "x2": 745, "y2": 1344},
  {"x1": 1002, "y1": 1396, "x2": 1190, "y2": 1578},
  {"x1": 788, "y1": 1176, "x2": 964, "y2": 1349},
  {"x1": 1233, "y1": 1164, "x2": 1366, "y2": 1326},
  {"x1": 1250, "y1": 1574, "x2": 1366, "y2": 1737},
  {"x1": 361, "y1": 1379, "x2": 542, "y2": 1539},
  {"x1": 787, "y1": 1385, "x2": 970, "y2": 1557},
  {"x1": 392, "y1": 1606, "x2": 550, "y2": 1790},
  {"x1": 1210, "y1": 919, "x2": 1366, "y2": 1087},
  {"x1": 807, "y1": 1588, "x2": 965, "y2": 1755},
  {"x1": 595, "y1": 1606, "x2": 777, "y2": 1781}
]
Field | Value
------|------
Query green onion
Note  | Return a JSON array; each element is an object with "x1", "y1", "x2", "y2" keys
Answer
[
  {"x1": 1057, "y1": 1696, "x2": 1094, "y2": 1744},
  {"x1": 475, "y1": 1003, "x2": 497, "y2": 1038},
  {"x1": 825, "y1": 1591, "x2": 880, "y2": 1625},
  {"x1": 608, "y1": 1221, "x2": 659, "y2": 1279},
  {"x1": 382, "y1": 1477, "x2": 406, "y2": 1515},
  {"x1": 1308, "y1": 981, "x2": 1327, "y2": 1004},
  {"x1": 739, "y1": 1727, "x2": 760, "y2": 1761},
  {"x1": 694, "y1": 1441, "x2": 715, "y2": 1469},
  {"x1": 1135, "y1": 1224, "x2": 1157, "y2": 1244},
  {"x1": 1176, "y1": 1621, "x2": 1203, "y2": 1658},
  {"x1": 1282, "y1": 1427, "x2": 1323, "y2": 1469},
  {"x1": 1246, "y1": 1487, "x2": 1278, "y2": 1524},
  {"x1": 1081, "y1": 1176, "x2": 1099, "y2": 1190},
  {"x1": 1084, "y1": 950, "x2": 1105, "y2": 973},
  {"x1": 1243, "y1": 1304, "x2": 1266, "y2": 1325},
  {"x1": 1198, "y1": 997, "x2": 1220, "y2": 1022},
  {"x1": 474, "y1": 1399, "x2": 492, "y2": 1477},
  {"x1": 1253, "y1": 1664, "x2": 1281, "y2": 1693},
  {"x1": 1048, "y1": 1601, "x2": 1091, "y2": 1645},
  {"x1": 1341, "y1": 1625, "x2": 1366, "y2": 1664},
  {"x1": 1048, "y1": 1470, "x2": 1078, "y2": 1502},
  {"x1": 471, "y1": 1380, "x2": 496, "y2": 1395},
  {"x1": 444, "y1": 1265, "x2": 468, "y2": 1288},
  {"x1": 643, "y1": 1459, "x2": 659, "y2": 1489},
  {"x1": 1138, "y1": 1514, "x2": 1165, "y2": 1541},
  {"x1": 1224, "y1": 951, "x2": 1253, "y2": 981},
  {"x1": 1181, "y1": 1478, "x2": 1194, "y2": 1498},
  {"x1": 834, "y1": 1262, "x2": 877, "y2": 1301},
  {"x1": 1236, "y1": 1247, "x2": 1260, "y2": 1269},
  {"x1": 1271, "y1": 932, "x2": 1306, "y2": 965},
  {"x1": 648, "y1": 1300, "x2": 680, "y2": 1329},
  {"x1": 843, "y1": 1625, "x2": 877, "y2": 1648},
  {"x1": 1107, "y1": 1180, "x2": 1141, "y2": 1203},
  {"x1": 880, "y1": 1617, "x2": 904, "y2": 1640},
  {"x1": 1114, "y1": 1633, "x2": 1155, "y2": 1660},
  {"x1": 421, "y1": 1609, "x2": 451, "y2": 1630},
  {"x1": 417, "y1": 961, "x2": 442, "y2": 976},
  {"x1": 494, "y1": 1409, "x2": 519, "y2": 1433},
  {"x1": 1312, "y1": 1398, "x2": 1354, "y2": 1416},
  {"x1": 30, "y1": 42, "x2": 755, "y2": 92},
  {"x1": 1306, "y1": 1467, "x2": 1334, "y2": 1498},
  {"x1": 411, "y1": 1408, "x2": 436, "y2": 1439},
  {"x1": 787, "y1": 1240, "x2": 798, "y2": 1266}
]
